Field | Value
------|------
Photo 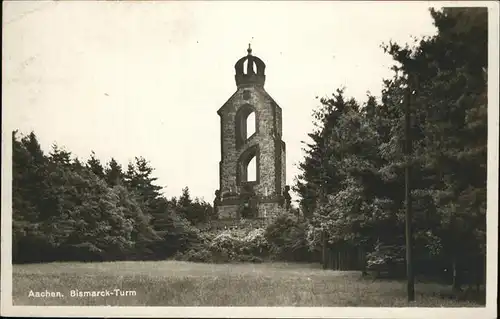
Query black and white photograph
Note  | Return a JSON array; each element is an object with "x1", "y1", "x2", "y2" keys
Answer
[{"x1": 1, "y1": 1, "x2": 498, "y2": 318}]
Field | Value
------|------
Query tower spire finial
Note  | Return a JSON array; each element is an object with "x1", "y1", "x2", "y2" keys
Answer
[{"x1": 247, "y1": 43, "x2": 252, "y2": 55}]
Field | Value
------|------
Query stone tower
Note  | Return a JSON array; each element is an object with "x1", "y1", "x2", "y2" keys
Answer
[{"x1": 216, "y1": 45, "x2": 286, "y2": 220}]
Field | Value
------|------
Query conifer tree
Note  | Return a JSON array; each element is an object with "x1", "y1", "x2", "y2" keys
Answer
[
  {"x1": 87, "y1": 151, "x2": 105, "y2": 179},
  {"x1": 105, "y1": 158, "x2": 124, "y2": 186},
  {"x1": 298, "y1": 8, "x2": 487, "y2": 287}
]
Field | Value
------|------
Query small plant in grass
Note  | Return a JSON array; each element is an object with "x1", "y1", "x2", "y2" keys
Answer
[{"x1": 174, "y1": 248, "x2": 214, "y2": 263}]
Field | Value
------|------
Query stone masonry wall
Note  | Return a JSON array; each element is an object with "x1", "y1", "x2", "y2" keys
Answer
[
  {"x1": 217, "y1": 77, "x2": 286, "y2": 220},
  {"x1": 217, "y1": 204, "x2": 240, "y2": 219},
  {"x1": 258, "y1": 202, "x2": 282, "y2": 219},
  {"x1": 219, "y1": 86, "x2": 284, "y2": 198}
]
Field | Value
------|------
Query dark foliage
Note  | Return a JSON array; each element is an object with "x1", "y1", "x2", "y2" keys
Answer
[
  {"x1": 12, "y1": 132, "x2": 212, "y2": 263},
  {"x1": 295, "y1": 7, "x2": 487, "y2": 292},
  {"x1": 264, "y1": 214, "x2": 313, "y2": 262}
]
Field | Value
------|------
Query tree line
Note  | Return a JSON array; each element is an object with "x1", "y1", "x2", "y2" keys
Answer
[
  {"x1": 294, "y1": 8, "x2": 487, "y2": 291},
  {"x1": 12, "y1": 132, "x2": 213, "y2": 263}
]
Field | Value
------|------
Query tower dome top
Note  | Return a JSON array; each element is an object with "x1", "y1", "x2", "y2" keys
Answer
[{"x1": 234, "y1": 44, "x2": 266, "y2": 87}]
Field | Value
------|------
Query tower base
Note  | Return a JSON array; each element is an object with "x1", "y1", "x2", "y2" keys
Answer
[{"x1": 216, "y1": 198, "x2": 283, "y2": 220}]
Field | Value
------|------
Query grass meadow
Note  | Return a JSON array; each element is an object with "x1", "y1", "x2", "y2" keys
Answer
[{"x1": 12, "y1": 261, "x2": 483, "y2": 307}]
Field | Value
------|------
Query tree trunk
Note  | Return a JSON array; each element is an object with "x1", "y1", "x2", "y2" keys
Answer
[
  {"x1": 360, "y1": 247, "x2": 368, "y2": 276},
  {"x1": 452, "y1": 256, "x2": 461, "y2": 292},
  {"x1": 322, "y1": 231, "x2": 327, "y2": 269}
]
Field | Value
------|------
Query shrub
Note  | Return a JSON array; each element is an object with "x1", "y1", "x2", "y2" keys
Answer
[
  {"x1": 366, "y1": 241, "x2": 405, "y2": 278},
  {"x1": 152, "y1": 211, "x2": 207, "y2": 259},
  {"x1": 174, "y1": 226, "x2": 270, "y2": 264},
  {"x1": 210, "y1": 231, "x2": 241, "y2": 260},
  {"x1": 209, "y1": 227, "x2": 269, "y2": 261},
  {"x1": 240, "y1": 228, "x2": 269, "y2": 255},
  {"x1": 264, "y1": 213, "x2": 311, "y2": 262},
  {"x1": 237, "y1": 255, "x2": 264, "y2": 263},
  {"x1": 305, "y1": 222, "x2": 323, "y2": 253}
]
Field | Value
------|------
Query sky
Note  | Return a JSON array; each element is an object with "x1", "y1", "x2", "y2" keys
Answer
[{"x1": 3, "y1": 1, "x2": 438, "y2": 204}]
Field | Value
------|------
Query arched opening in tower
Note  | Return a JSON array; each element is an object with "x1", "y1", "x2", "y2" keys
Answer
[
  {"x1": 247, "y1": 155, "x2": 257, "y2": 182},
  {"x1": 246, "y1": 111, "x2": 256, "y2": 139},
  {"x1": 242, "y1": 59, "x2": 258, "y2": 75},
  {"x1": 235, "y1": 105, "x2": 257, "y2": 147},
  {"x1": 237, "y1": 145, "x2": 259, "y2": 185}
]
